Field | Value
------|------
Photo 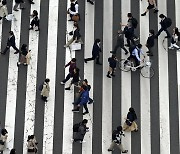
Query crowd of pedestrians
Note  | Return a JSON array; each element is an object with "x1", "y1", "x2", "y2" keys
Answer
[{"x1": 0, "y1": 0, "x2": 180, "y2": 153}]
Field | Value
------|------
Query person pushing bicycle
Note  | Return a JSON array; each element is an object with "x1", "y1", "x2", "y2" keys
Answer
[{"x1": 126, "y1": 43, "x2": 145, "y2": 67}]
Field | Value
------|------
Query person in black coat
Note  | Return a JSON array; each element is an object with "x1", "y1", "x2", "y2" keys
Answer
[
  {"x1": 29, "y1": 10, "x2": 40, "y2": 31},
  {"x1": 155, "y1": 14, "x2": 171, "y2": 38},
  {"x1": 110, "y1": 30, "x2": 128, "y2": 55},
  {"x1": 107, "y1": 55, "x2": 117, "y2": 78},
  {"x1": 84, "y1": 38, "x2": 102, "y2": 65},
  {"x1": 1, "y1": 31, "x2": 19, "y2": 55},
  {"x1": 146, "y1": 29, "x2": 155, "y2": 56},
  {"x1": 13, "y1": 0, "x2": 25, "y2": 11}
]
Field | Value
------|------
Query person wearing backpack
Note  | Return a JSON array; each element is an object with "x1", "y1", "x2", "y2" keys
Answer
[
  {"x1": 72, "y1": 119, "x2": 89, "y2": 143},
  {"x1": 40, "y1": 78, "x2": 50, "y2": 102},
  {"x1": 155, "y1": 14, "x2": 171, "y2": 38},
  {"x1": 168, "y1": 27, "x2": 180, "y2": 50},
  {"x1": 123, "y1": 107, "x2": 138, "y2": 132},
  {"x1": 108, "y1": 126, "x2": 128, "y2": 153}
]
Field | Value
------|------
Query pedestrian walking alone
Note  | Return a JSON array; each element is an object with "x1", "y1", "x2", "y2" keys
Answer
[
  {"x1": 107, "y1": 55, "x2": 117, "y2": 78},
  {"x1": 123, "y1": 107, "x2": 138, "y2": 132},
  {"x1": 146, "y1": 29, "x2": 155, "y2": 56},
  {"x1": 72, "y1": 119, "x2": 89, "y2": 143},
  {"x1": 1, "y1": 31, "x2": 19, "y2": 55},
  {"x1": 40, "y1": 78, "x2": 50, "y2": 102},
  {"x1": 108, "y1": 126, "x2": 128, "y2": 153},
  {"x1": 29, "y1": 10, "x2": 40, "y2": 31},
  {"x1": 0, "y1": 0, "x2": 8, "y2": 20},
  {"x1": 84, "y1": 38, "x2": 102, "y2": 65},
  {"x1": 61, "y1": 58, "x2": 76, "y2": 84},
  {"x1": 155, "y1": 14, "x2": 172, "y2": 38},
  {"x1": 17, "y1": 44, "x2": 28, "y2": 66},
  {"x1": 168, "y1": 27, "x2": 180, "y2": 50},
  {"x1": 27, "y1": 135, "x2": 38, "y2": 153},
  {"x1": 67, "y1": 0, "x2": 79, "y2": 21},
  {"x1": 0, "y1": 128, "x2": 8, "y2": 154},
  {"x1": 141, "y1": 0, "x2": 158, "y2": 16}
]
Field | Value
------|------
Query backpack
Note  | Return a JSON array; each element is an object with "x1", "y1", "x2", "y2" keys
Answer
[
  {"x1": 166, "y1": 18, "x2": 172, "y2": 28},
  {"x1": 131, "y1": 18, "x2": 138, "y2": 29},
  {"x1": 38, "y1": 83, "x2": 44, "y2": 91},
  {"x1": 73, "y1": 123, "x2": 81, "y2": 132}
]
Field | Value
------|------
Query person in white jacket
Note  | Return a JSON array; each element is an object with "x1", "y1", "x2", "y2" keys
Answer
[
  {"x1": 168, "y1": 27, "x2": 180, "y2": 50},
  {"x1": 0, "y1": 0, "x2": 8, "y2": 20}
]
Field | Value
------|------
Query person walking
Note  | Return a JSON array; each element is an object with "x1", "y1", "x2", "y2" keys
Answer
[
  {"x1": 72, "y1": 85, "x2": 89, "y2": 115},
  {"x1": 10, "y1": 149, "x2": 16, "y2": 154},
  {"x1": 29, "y1": 10, "x2": 40, "y2": 31},
  {"x1": 72, "y1": 119, "x2": 89, "y2": 143},
  {"x1": 65, "y1": 67, "x2": 80, "y2": 90},
  {"x1": 107, "y1": 55, "x2": 117, "y2": 78},
  {"x1": 123, "y1": 107, "x2": 138, "y2": 132},
  {"x1": 108, "y1": 126, "x2": 128, "y2": 153},
  {"x1": 110, "y1": 30, "x2": 128, "y2": 55},
  {"x1": 146, "y1": 29, "x2": 155, "y2": 56},
  {"x1": 87, "y1": 0, "x2": 94, "y2": 5},
  {"x1": 0, "y1": 0, "x2": 8, "y2": 20},
  {"x1": 40, "y1": 78, "x2": 50, "y2": 102},
  {"x1": 67, "y1": 0, "x2": 79, "y2": 21},
  {"x1": 141, "y1": 0, "x2": 158, "y2": 16},
  {"x1": 84, "y1": 38, "x2": 102, "y2": 65},
  {"x1": 64, "y1": 23, "x2": 83, "y2": 48},
  {"x1": 27, "y1": 135, "x2": 38, "y2": 153},
  {"x1": 0, "y1": 128, "x2": 8, "y2": 154},
  {"x1": 1, "y1": 31, "x2": 19, "y2": 55},
  {"x1": 17, "y1": 44, "x2": 28, "y2": 66},
  {"x1": 13, "y1": 0, "x2": 25, "y2": 11},
  {"x1": 61, "y1": 58, "x2": 76, "y2": 84},
  {"x1": 168, "y1": 27, "x2": 180, "y2": 50},
  {"x1": 155, "y1": 14, "x2": 172, "y2": 38}
]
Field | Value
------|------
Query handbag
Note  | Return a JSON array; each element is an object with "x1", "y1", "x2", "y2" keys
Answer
[
  {"x1": 125, "y1": 119, "x2": 132, "y2": 126},
  {"x1": 71, "y1": 42, "x2": 81, "y2": 51},
  {"x1": 72, "y1": 14, "x2": 79, "y2": 22}
]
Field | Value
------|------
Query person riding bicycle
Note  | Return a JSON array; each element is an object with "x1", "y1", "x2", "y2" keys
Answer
[{"x1": 126, "y1": 44, "x2": 145, "y2": 67}]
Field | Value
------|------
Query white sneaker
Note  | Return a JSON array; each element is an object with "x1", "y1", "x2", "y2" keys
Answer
[
  {"x1": 60, "y1": 82, "x2": 65, "y2": 85},
  {"x1": 168, "y1": 46, "x2": 174, "y2": 49},
  {"x1": 79, "y1": 140, "x2": 86, "y2": 143}
]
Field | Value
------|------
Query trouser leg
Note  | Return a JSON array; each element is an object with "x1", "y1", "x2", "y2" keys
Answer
[
  {"x1": 62, "y1": 73, "x2": 71, "y2": 83},
  {"x1": 83, "y1": 104, "x2": 89, "y2": 113},
  {"x1": 121, "y1": 46, "x2": 128, "y2": 54},
  {"x1": 156, "y1": 27, "x2": 164, "y2": 37},
  {"x1": 65, "y1": 37, "x2": 74, "y2": 47},
  {"x1": 2, "y1": 46, "x2": 10, "y2": 54},
  {"x1": 113, "y1": 44, "x2": 119, "y2": 54},
  {"x1": 12, "y1": 45, "x2": 19, "y2": 52},
  {"x1": 85, "y1": 56, "x2": 95, "y2": 62},
  {"x1": 164, "y1": 29, "x2": 171, "y2": 37},
  {"x1": 13, "y1": 3, "x2": 19, "y2": 10},
  {"x1": 108, "y1": 141, "x2": 116, "y2": 150},
  {"x1": 117, "y1": 143, "x2": 125, "y2": 152},
  {"x1": 96, "y1": 56, "x2": 100, "y2": 64}
]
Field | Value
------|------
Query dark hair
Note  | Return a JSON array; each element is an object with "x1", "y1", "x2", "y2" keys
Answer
[
  {"x1": 94, "y1": 39, "x2": 100, "y2": 44},
  {"x1": 45, "y1": 78, "x2": 50, "y2": 83},
  {"x1": 129, "y1": 107, "x2": 135, "y2": 113},
  {"x1": 137, "y1": 44, "x2": 142, "y2": 49},
  {"x1": 9, "y1": 31, "x2": 14, "y2": 35},
  {"x1": 33, "y1": 10, "x2": 38, "y2": 16},
  {"x1": 2, "y1": 0, "x2": 7, "y2": 5},
  {"x1": 149, "y1": 29, "x2": 154, "y2": 35},
  {"x1": 117, "y1": 126, "x2": 122, "y2": 131},
  {"x1": 174, "y1": 27, "x2": 179, "y2": 35},
  {"x1": 71, "y1": 58, "x2": 76, "y2": 62},
  {"x1": 159, "y1": 14, "x2": 165, "y2": 18},
  {"x1": 1, "y1": 128, "x2": 8, "y2": 136},
  {"x1": 82, "y1": 85, "x2": 87, "y2": 91},
  {"x1": 10, "y1": 149, "x2": 16, "y2": 154},
  {"x1": 127, "y1": 13, "x2": 132, "y2": 17},
  {"x1": 83, "y1": 79, "x2": 88, "y2": 84},
  {"x1": 82, "y1": 119, "x2": 88, "y2": 124},
  {"x1": 27, "y1": 135, "x2": 35, "y2": 141}
]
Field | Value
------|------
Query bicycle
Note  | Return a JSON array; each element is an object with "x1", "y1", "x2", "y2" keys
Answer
[{"x1": 119, "y1": 58, "x2": 155, "y2": 78}]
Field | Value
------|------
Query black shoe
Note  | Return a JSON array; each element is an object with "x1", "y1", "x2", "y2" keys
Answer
[
  {"x1": 14, "y1": 51, "x2": 19, "y2": 54},
  {"x1": 84, "y1": 59, "x2": 87, "y2": 63},
  {"x1": 30, "y1": 1, "x2": 35, "y2": 4},
  {"x1": 110, "y1": 51, "x2": 114, "y2": 53},
  {"x1": 154, "y1": 9, "x2": 158, "y2": 13},
  {"x1": 65, "y1": 87, "x2": 70, "y2": 90},
  {"x1": 106, "y1": 74, "x2": 111, "y2": 78},
  {"x1": 147, "y1": 54, "x2": 153, "y2": 56},
  {"x1": 20, "y1": 7, "x2": 25, "y2": 10},
  {"x1": 122, "y1": 150, "x2": 128, "y2": 153},
  {"x1": 88, "y1": 100, "x2": 94, "y2": 104},
  {"x1": 68, "y1": 19, "x2": 73, "y2": 21},
  {"x1": 146, "y1": 51, "x2": 150, "y2": 53},
  {"x1": 13, "y1": 9, "x2": 19, "y2": 11},
  {"x1": 141, "y1": 12, "x2": 146, "y2": 16},
  {"x1": 72, "y1": 109, "x2": 79, "y2": 112},
  {"x1": 165, "y1": 36, "x2": 171, "y2": 38},
  {"x1": 83, "y1": 112, "x2": 89, "y2": 115},
  {"x1": 108, "y1": 149, "x2": 114, "y2": 152}
]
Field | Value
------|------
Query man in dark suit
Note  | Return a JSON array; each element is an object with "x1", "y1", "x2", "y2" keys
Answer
[
  {"x1": 110, "y1": 30, "x2": 128, "y2": 55},
  {"x1": 84, "y1": 39, "x2": 102, "y2": 65},
  {"x1": 155, "y1": 14, "x2": 171, "y2": 38},
  {"x1": 1, "y1": 31, "x2": 19, "y2": 55},
  {"x1": 146, "y1": 29, "x2": 155, "y2": 56}
]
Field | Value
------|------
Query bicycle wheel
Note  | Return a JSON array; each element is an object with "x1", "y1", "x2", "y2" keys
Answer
[
  {"x1": 140, "y1": 66, "x2": 155, "y2": 78},
  {"x1": 119, "y1": 59, "x2": 131, "y2": 72}
]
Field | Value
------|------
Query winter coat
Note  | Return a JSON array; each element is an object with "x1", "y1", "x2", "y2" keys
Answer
[
  {"x1": 41, "y1": 82, "x2": 50, "y2": 97},
  {"x1": 27, "y1": 138, "x2": 38, "y2": 154},
  {"x1": 79, "y1": 90, "x2": 89, "y2": 106},
  {"x1": 7, "y1": 35, "x2": 16, "y2": 47},
  {"x1": 74, "y1": 124, "x2": 87, "y2": 140},
  {"x1": 92, "y1": 43, "x2": 101, "y2": 57},
  {"x1": 0, "y1": 133, "x2": 8, "y2": 152},
  {"x1": 0, "y1": 3, "x2": 8, "y2": 17}
]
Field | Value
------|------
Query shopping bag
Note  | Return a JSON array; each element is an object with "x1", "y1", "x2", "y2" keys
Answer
[
  {"x1": 5, "y1": 14, "x2": 16, "y2": 21},
  {"x1": 71, "y1": 43, "x2": 81, "y2": 51}
]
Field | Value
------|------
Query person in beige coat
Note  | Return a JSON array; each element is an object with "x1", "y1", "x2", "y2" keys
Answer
[
  {"x1": 27, "y1": 135, "x2": 38, "y2": 154},
  {"x1": 41, "y1": 78, "x2": 50, "y2": 102},
  {"x1": 0, "y1": 128, "x2": 8, "y2": 153},
  {"x1": 0, "y1": 0, "x2": 8, "y2": 20}
]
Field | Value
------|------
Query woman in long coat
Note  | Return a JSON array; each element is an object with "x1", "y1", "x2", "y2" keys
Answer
[
  {"x1": 0, "y1": 0, "x2": 8, "y2": 20},
  {"x1": 41, "y1": 78, "x2": 50, "y2": 102}
]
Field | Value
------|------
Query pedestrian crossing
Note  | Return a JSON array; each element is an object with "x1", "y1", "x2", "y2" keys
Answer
[{"x1": 0, "y1": 0, "x2": 180, "y2": 154}]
